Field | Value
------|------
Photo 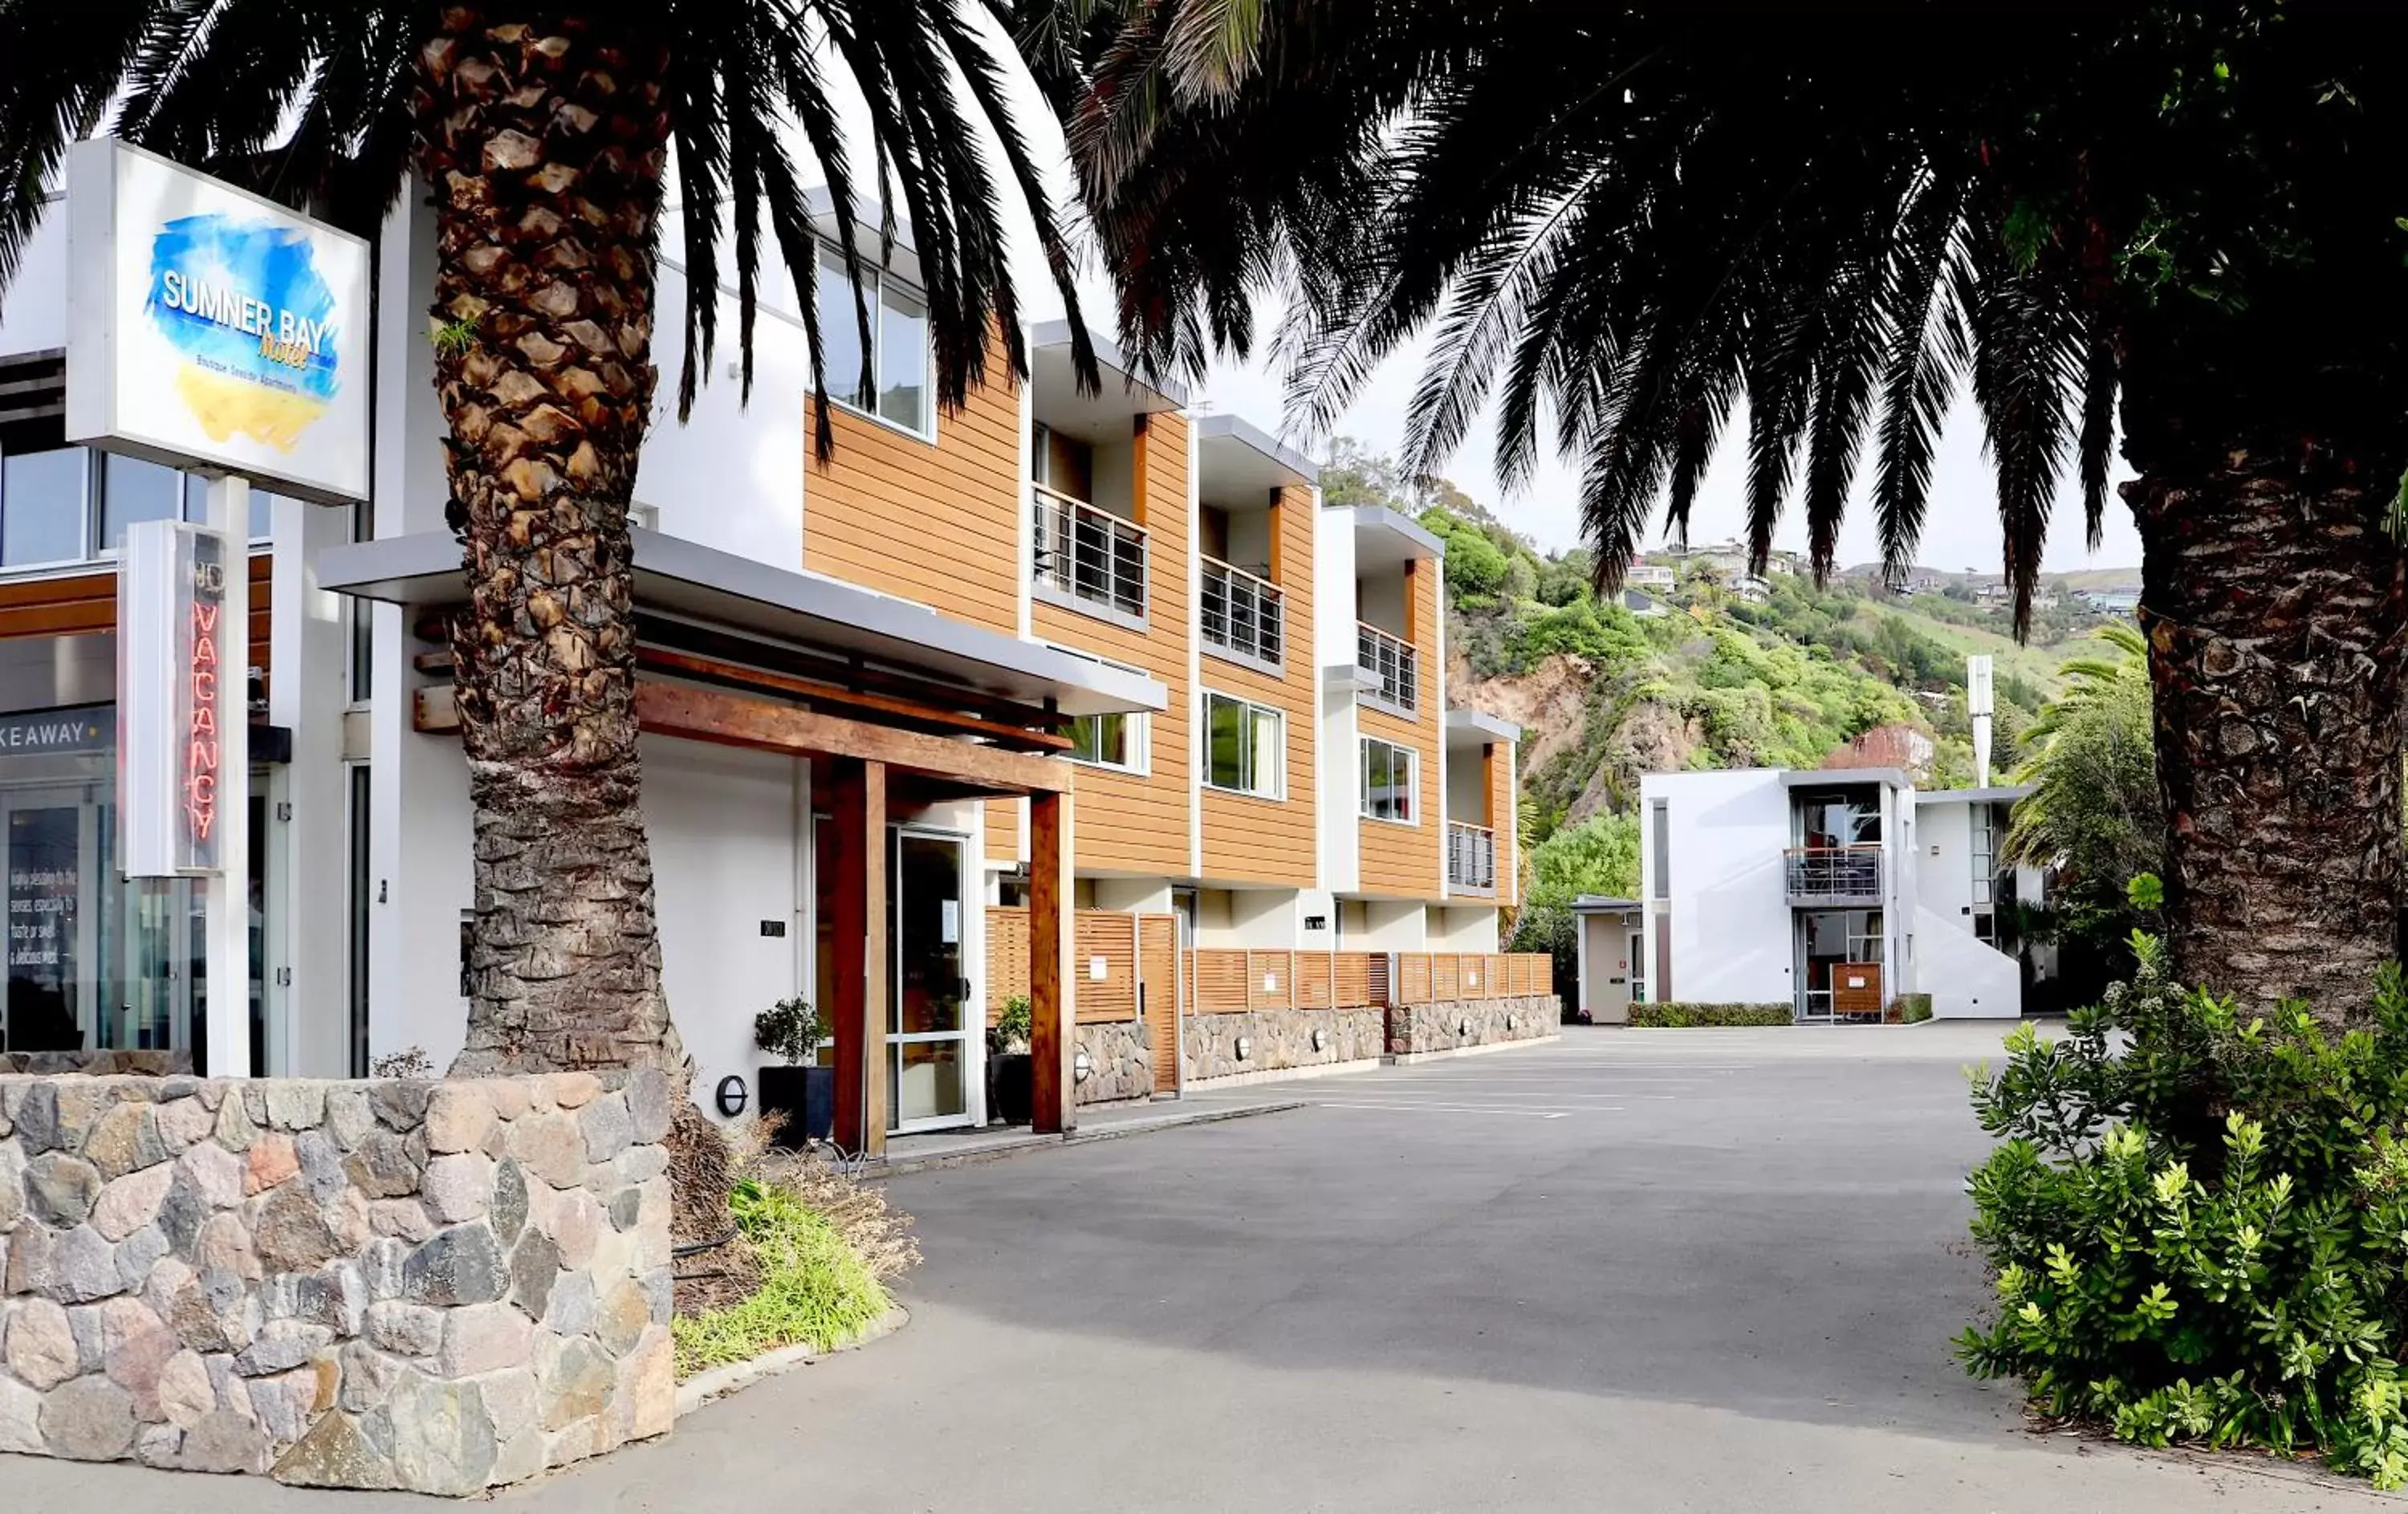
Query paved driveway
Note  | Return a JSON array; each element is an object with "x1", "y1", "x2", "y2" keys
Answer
[{"x1": 13, "y1": 1025, "x2": 2391, "y2": 1511}]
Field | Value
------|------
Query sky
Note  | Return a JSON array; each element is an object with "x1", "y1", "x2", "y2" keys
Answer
[{"x1": 1183, "y1": 328, "x2": 2144, "y2": 576}]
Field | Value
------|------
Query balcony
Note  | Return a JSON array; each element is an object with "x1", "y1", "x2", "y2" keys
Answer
[
  {"x1": 1446, "y1": 821, "x2": 1497, "y2": 895},
  {"x1": 1033, "y1": 482, "x2": 1147, "y2": 624},
  {"x1": 1784, "y1": 844, "x2": 1884, "y2": 905},
  {"x1": 1201, "y1": 556, "x2": 1283, "y2": 669},
  {"x1": 1357, "y1": 622, "x2": 1418, "y2": 714}
]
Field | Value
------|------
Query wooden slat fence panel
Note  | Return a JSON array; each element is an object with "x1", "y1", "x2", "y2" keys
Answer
[
  {"x1": 1431, "y1": 955, "x2": 1461, "y2": 1001},
  {"x1": 986, "y1": 906, "x2": 1028, "y2": 1024},
  {"x1": 1193, "y1": 949, "x2": 1251, "y2": 1013},
  {"x1": 1075, "y1": 912, "x2": 1140, "y2": 1024},
  {"x1": 1397, "y1": 954, "x2": 1432, "y2": 1004},
  {"x1": 1138, "y1": 914, "x2": 1180, "y2": 1092},
  {"x1": 1296, "y1": 953, "x2": 1333, "y2": 1009},
  {"x1": 1333, "y1": 953, "x2": 1371, "y2": 1009},
  {"x1": 1247, "y1": 950, "x2": 1295, "y2": 1011}
]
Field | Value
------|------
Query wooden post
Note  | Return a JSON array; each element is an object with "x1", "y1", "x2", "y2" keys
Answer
[
  {"x1": 830, "y1": 759, "x2": 889, "y2": 1158},
  {"x1": 1030, "y1": 788, "x2": 1076, "y2": 1133}
]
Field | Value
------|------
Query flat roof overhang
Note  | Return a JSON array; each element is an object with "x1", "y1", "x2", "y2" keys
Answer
[
  {"x1": 1351, "y1": 504, "x2": 1444, "y2": 572},
  {"x1": 318, "y1": 528, "x2": 1167, "y2": 722},
  {"x1": 1196, "y1": 413, "x2": 1317, "y2": 503},
  {"x1": 1918, "y1": 784, "x2": 2035, "y2": 804},
  {"x1": 1783, "y1": 767, "x2": 1911, "y2": 792},
  {"x1": 1031, "y1": 318, "x2": 1185, "y2": 446},
  {"x1": 1446, "y1": 707, "x2": 1520, "y2": 747}
]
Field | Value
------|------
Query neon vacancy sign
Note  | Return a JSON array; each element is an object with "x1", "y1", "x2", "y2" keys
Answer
[{"x1": 119, "y1": 520, "x2": 232, "y2": 877}]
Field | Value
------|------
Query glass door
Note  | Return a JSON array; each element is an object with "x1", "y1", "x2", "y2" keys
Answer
[
  {"x1": 2, "y1": 783, "x2": 98, "y2": 1052},
  {"x1": 889, "y1": 827, "x2": 971, "y2": 1133}
]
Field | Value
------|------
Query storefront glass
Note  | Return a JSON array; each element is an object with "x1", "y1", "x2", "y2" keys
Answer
[{"x1": 0, "y1": 635, "x2": 262, "y2": 1071}]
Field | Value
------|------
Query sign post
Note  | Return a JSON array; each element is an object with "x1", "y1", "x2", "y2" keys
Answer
[
  {"x1": 118, "y1": 504, "x2": 247, "y2": 1073},
  {"x1": 71, "y1": 136, "x2": 366, "y2": 1077}
]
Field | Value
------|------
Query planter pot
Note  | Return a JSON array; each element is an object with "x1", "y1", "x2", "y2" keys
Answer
[
  {"x1": 759, "y1": 1064, "x2": 836, "y2": 1148},
  {"x1": 990, "y1": 1052, "x2": 1034, "y2": 1126}
]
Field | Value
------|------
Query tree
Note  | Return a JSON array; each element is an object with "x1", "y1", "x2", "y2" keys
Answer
[
  {"x1": 2003, "y1": 627, "x2": 2165, "y2": 963},
  {"x1": 3, "y1": 3, "x2": 1093, "y2": 1073},
  {"x1": 1020, "y1": 4, "x2": 2408, "y2": 1022}
]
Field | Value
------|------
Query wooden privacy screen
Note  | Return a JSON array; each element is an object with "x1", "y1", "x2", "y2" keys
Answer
[
  {"x1": 1140, "y1": 915, "x2": 1179, "y2": 1092},
  {"x1": 1388, "y1": 953, "x2": 1553, "y2": 1004},
  {"x1": 984, "y1": 906, "x2": 1179, "y2": 1028},
  {"x1": 1833, "y1": 960, "x2": 1884, "y2": 1018}
]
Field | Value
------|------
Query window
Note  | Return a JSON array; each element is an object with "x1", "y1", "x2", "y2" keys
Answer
[
  {"x1": 1649, "y1": 799, "x2": 1670, "y2": 898},
  {"x1": 814, "y1": 244, "x2": 931, "y2": 437},
  {"x1": 1360, "y1": 737, "x2": 1416, "y2": 823},
  {"x1": 0, "y1": 442, "x2": 276, "y2": 571},
  {"x1": 1205, "y1": 693, "x2": 1282, "y2": 798},
  {"x1": 1, "y1": 446, "x2": 86, "y2": 566},
  {"x1": 1068, "y1": 710, "x2": 1143, "y2": 773}
]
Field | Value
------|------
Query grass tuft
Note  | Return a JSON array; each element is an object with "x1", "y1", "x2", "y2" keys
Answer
[{"x1": 672, "y1": 1176, "x2": 893, "y2": 1378}]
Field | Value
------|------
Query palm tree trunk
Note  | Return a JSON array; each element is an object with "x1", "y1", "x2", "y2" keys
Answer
[
  {"x1": 2127, "y1": 459, "x2": 2406, "y2": 1024},
  {"x1": 413, "y1": 10, "x2": 685, "y2": 1075}
]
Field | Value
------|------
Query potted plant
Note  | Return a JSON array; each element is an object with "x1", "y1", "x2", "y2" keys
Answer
[
  {"x1": 987, "y1": 994, "x2": 1034, "y2": 1126},
  {"x1": 755, "y1": 997, "x2": 834, "y2": 1148}
]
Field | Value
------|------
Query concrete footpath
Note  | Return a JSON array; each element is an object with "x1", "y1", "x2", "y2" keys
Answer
[{"x1": 8, "y1": 1026, "x2": 2391, "y2": 1512}]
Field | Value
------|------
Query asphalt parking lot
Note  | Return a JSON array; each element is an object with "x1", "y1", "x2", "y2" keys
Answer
[{"x1": 16, "y1": 1024, "x2": 2390, "y2": 1512}]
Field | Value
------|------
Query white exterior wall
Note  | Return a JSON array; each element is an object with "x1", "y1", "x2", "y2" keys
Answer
[
  {"x1": 637, "y1": 260, "x2": 806, "y2": 566},
  {"x1": 1314, "y1": 505, "x2": 1361, "y2": 894},
  {"x1": 1339, "y1": 897, "x2": 1426, "y2": 950},
  {"x1": 1911, "y1": 904, "x2": 2020, "y2": 1018},
  {"x1": 1640, "y1": 769, "x2": 1793, "y2": 1005},
  {"x1": 1427, "y1": 906, "x2": 1499, "y2": 952},
  {"x1": 0, "y1": 196, "x2": 67, "y2": 356}
]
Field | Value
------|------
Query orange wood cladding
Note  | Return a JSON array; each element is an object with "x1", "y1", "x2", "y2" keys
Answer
[
  {"x1": 1357, "y1": 557, "x2": 1443, "y2": 899},
  {"x1": 986, "y1": 906, "x2": 1179, "y2": 1030},
  {"x1": 0, "y1": 556, "x2": 276, "y2": 682},
  {"x1": 1832, "y1": 960, "x2": 1884, "y2": 1017},
  {"x1": 1487, "y1": 739, "x2": 1519, "y2": 907},
  {"x1": 1031, "y1": 411, "x2": 1191, "y2": 877},
  {"x1": 1200, "y1": 482, "x2": 1316, "y2": 887},
  {"x1": 802, "y1": 326, "x2": 1023, "y2": 636},
  {"x1": 1183, "y1": 948, "x2": 1413, "y2": 1013}
]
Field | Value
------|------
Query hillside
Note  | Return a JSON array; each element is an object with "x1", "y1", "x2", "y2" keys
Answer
[{"x1": 1409, "y1": 523, "x2": 2115, "y2": 840}]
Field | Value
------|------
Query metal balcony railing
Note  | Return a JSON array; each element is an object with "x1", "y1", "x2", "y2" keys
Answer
[
  {"x1": 1201, "y1": 556, "x2": 1283, "y2": 667},
  {"x1": 1357, "y1": 621, "x2": 1418, "y2": 712},
  {"x1": 1032, "y1": 482, "x2": 1147, "y2": 620},
  {"x1": 1447, "y1": 822, "x2": 1497, "y2": 893},
  {"x1": 1784, "y1": 844, "x2": 1884, "y2": 903}
]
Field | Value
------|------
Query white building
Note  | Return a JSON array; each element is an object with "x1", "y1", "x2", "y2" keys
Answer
[{"x1": 1625, "y1": 768, "x2": 2040, "y2": 1020}]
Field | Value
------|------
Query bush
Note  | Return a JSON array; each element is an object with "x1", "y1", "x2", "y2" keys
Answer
[
  {"x1": 1629, "y1": 1003, "x2": 1792, "y2": 1028},
  {"x1": 1959, "y1": 932, "x2": 2408, "y2": 1488},
  {"x1": 1893, "y1": 994, "x2": 1934, "y2": 1024},
  {"x1": 754, "y1": 996, "x2": 828, "y2": 1064},
  {"x1": 989, "y1": 993, "x2": 1032, "y2": 1054}
]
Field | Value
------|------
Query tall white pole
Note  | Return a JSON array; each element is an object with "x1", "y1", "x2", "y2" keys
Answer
[
  {"x1": 1967, "y1": 653, "x2": 1995, "y2": 789},
  {"x1": 204, "y1": 474, "x2": 252, "y2": 1077}
]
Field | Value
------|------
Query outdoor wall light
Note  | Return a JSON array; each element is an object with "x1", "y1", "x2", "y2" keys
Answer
[
  {"x1": 1312, "y1": 1028, "x2": 1327, "y2": 1052},
  {"x1": 1073, "y1": 1049, "x2": 1093, "y2": 1083},
  {"x1": 1235, "y1": 1036, "x2": 1253, "y2": 1061},
  {"x1": 1507, "y1": 1014, "x2": 1519, "y2": 1032},
  {"x1": 714, "y1": 1076, "x2": 749, "y2": 1118},
  {"x1": 1459, "y1": 1018, "x2": 1473, "y2": 1036}
]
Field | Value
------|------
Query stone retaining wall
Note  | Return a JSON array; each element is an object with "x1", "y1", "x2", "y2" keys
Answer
[
  {"x1": 0, "y1": 1068, "x2": 674, "y2": 1495},
  {"x1": 1186, "y1": 1008, "x2": 1385, "y2": 1084},
  {"x1": 1385, "y1": 995, "x2": 1560, "y2": 1057},
  {"x1": 1, "y1": 1052, "x2": 190, "y2": 1077},
  {"x1": 1072, "y1": 1023, "x2": 1153, "y2": 1106}
]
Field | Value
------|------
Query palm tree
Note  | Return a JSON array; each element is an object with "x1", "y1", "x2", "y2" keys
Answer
[
  {"x1": 1019, "y1": 2, "x2": 2408, "y2": 1022},
  {"x1": 2003, "y1": 625, "x2": 2162, "y2": 932},
  {"x1": 1, "y1": 2, "x2": 1095, "y2": 1074}
]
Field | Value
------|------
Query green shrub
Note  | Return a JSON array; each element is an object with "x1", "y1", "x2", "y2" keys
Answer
[
  {"x1": 1893, "y1": 994, "x2": 1934, "y2": 1024},
  {"x1": 989, "y1": 993, "x2": 1032, "y2": 1054},
  {"x1": 1959, "y1": 932, "x2": 2408, "y2": 1488},
  {"x1": 1629, "y1": 1003, "x2": 1792, "y2": 1028},
  {"x1": 754, "y1": 996, "x2": 829, "y2": 1064},
  {"x1": 672, "y1": 1177, "x2": 893, "y2": 1377}
]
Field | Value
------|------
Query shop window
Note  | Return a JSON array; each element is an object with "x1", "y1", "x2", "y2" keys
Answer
[
  {"x1": 0, "y1": 441, "x2": 275, "y2": 572},
  {"x1": 102, "y1": 453, "x2": 184, "y2": 547}
]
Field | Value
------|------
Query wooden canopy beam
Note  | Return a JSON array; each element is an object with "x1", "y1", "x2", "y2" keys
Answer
[
  {"x1": 635, "y1": 645, "x2": 1072, "y2": 752},
  {"x1": 633, "y1": 680, "x2": 1072, "y2": 795}
]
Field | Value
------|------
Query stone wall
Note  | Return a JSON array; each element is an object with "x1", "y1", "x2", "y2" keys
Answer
[
  {"x1": 1186, "y1": 1008, "x2": 1385, "y2": 1084},
  {"x1": 1385, "y1": 995, "x2": 1560, "y2": 1058},
  {"x1": 1072, "y1": 1023, "x2": 1153, "y2": 1106},
  {"x1": 0, "y1": 1068, "x2": 674, "y2": 1495},
  {"x1": 0, "y1": 1052, "x2": 190, "y2": 1077}
]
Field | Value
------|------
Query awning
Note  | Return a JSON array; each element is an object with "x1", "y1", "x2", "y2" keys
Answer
[{"x1": 317, "y1": 528, "x2": 1167, "y2": 720}]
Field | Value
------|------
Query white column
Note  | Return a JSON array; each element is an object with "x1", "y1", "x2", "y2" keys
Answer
[{"x1": 204, "y1": 474, "x2": 251, "y2": 1077}]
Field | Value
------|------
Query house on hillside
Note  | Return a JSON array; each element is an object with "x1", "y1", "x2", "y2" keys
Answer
[
  {"x1": 1621, "y1": 588, "x2": 1667, "y2": 618},
  {"x1": 2082, "y1": 587, "x2": 2142, "y2": 613},
  {"x1": 1900, "y1": 571, "x2": 1946, "y2": 596},
  {"x1": 1730, "y1": 575, "x2": 1771, "y2": 604},
  {"x1": 1616, "y1": 768, "x2": 2047, "y2": 1022},
  {"x1": 1626, "y1": 564, "x2": 1678, "y2": 590}
]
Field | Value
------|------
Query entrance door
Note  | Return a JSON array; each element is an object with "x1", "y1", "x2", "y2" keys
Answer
[
  {"x1": 1, "y1": 783, "x2": 102, "y2": 1052},
  {"x1": 889, "y1": 828, "x2": 972, "y2": 1132},
  {"x1": 1627, "y1": 928, "x2": 1646, "y2": 1007}
]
